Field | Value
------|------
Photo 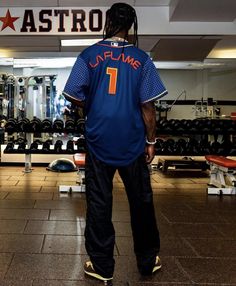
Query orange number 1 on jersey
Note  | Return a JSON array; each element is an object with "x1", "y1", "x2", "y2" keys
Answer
[{"x1": 106, "y1": 67, "x2": 118, "y2": 95}]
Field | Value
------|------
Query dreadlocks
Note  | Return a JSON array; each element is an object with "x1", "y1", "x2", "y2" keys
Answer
[{"x1": 103, "y1": 2, "x2": 138, "y2": 47}]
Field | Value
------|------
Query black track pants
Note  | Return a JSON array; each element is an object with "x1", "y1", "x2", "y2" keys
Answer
[{"x1": 84, "y1": 151, "x2": 160, "y2": 277}]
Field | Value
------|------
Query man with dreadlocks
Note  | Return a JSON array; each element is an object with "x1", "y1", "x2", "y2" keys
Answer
[{"x1": 63, "y1": 2, "x2": 168, "y2": 282}]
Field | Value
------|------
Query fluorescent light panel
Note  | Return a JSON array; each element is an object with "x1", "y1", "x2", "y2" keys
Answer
[{"x1": 61, "y1": 39, "x2": 101, "y2": 46}]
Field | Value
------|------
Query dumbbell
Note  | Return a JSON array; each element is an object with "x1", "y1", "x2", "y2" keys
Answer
[
  {"x1": 14, "y1": 137, "x2": 26, "y2": 145},
  {"x1": 76, "y1": 137, "x2": 86, "y2": 152},
  {"x1": 65, "y1": 119, "x2": 75, "y2": 133},
  {"x1": 76, "y1": 119, "x2": 85, "y2": 135},
  {"x1": 4, "y1": 142, "x2": 14, "y2": 153},
  {"x1": 190, "y1": 119, "x2": 202, "y2": 134},
  {"x1": 42, "y1": 140, "x2": 52, "y2": 153},
  {"x1": 162, "y1": 138, "x2": 175, "y2": 155},
  {"x1": 199, "y1": 140, "x2": 211, "y2": 155},
  {"x1": 228, "y1": 142, "x2": 236, "y2": 156},
  {"x1": 18, "y1": 142, "x2": 26, "y2": 153},
  {"x1": 53, "y1": 119, "x2": 64, "y2": 133},
  {"x1": 42, "y1": 119, "x2": 53, "y2": 132},
  {"x1": 211, "y1": 141, "x2": 221, "y2": 155},
  {"x1": 66, "y1": 140, "x2": 74, "y2": 153},
  {"x1": 218, "y1": 140, "x2": 232, "y2": 156},
  {"x1": 185, "y1": 138, "x2": 199, "y2": 155},
  {"x1": 202, "y1": 119, "x2": 212, "y2": 134},
  {"x1": 29, "y1": 117, "x2": 42, "y2": 133},
  {"x1": 227, "y1": 120, "x2": 236, "y2": 134},
  {"x1": 30, "y1": 141, "x2": 39, "y2": 153},
  {"x1": 17, "y1": 118, "x2": 30, "y2": 132},
  {"x1": 54, "y1": 140, "x2": 63, "y2": 153},
  {"x1": 5, "y1": 118, "x2": 18, "y2": 134},
  {"x1": 155, "y1": 138, "x2": 164, "y2": 155},
  {"x1": 175, "y1": 138, "x2": 187, "y2": 155}
]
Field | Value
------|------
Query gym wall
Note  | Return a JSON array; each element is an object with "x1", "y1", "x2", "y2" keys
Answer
[{"x1": 13, "y1": 66, "x2": 236, "y2": 120}]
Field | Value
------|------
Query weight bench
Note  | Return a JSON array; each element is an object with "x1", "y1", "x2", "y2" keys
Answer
[
  {"x1": 205, "y1": 155, "x2": 236, "y2": 195},
  {"x1": 59, "y1": 153, "x2": 86, "y2": 193}
]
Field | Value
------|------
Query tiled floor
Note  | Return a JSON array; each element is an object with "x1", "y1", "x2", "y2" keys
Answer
[{"x1": 0, "y1": 165, "x2": 236, "y2": 285}]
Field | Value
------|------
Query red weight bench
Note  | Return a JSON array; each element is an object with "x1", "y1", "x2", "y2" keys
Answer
[
  {"x1": 205, "y1": 155, "x2": 236, "y2": 195},
  {"x1": 59, "y1": 153, "x2": 86, "y2": 194}
]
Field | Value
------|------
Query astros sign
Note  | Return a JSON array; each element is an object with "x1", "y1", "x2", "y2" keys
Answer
[{"x1": 0, "y1": 7, "x2": 106, "y2": 35}]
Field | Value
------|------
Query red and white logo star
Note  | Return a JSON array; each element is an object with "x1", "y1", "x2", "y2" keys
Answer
[{"x1": 0, "y1": 9, "x2": 19, "y2": 31}]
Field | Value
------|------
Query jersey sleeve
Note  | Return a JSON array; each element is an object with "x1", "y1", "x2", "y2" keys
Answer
[
  {"x1": 63, "y1": 55, "x2": 90, "y2": 101},
  {"x1": 139, "y1": 57, "x2": 168, "y2": 103}
]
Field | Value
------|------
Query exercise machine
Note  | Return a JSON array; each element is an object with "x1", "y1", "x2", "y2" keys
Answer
[{"x1": 206, "y1": 155, "x2": 236, "y2": 195}]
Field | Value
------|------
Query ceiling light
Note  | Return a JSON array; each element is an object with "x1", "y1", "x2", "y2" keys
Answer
[
  {"x1": 208, "y1": 49, "x2": 236, "y2": 59},
  {"x1": 13, "y1": 58, "x2": 76, "y2": 68},
  {"x1": 61, "y1": 39, "x2": 101, "y2": 47}
]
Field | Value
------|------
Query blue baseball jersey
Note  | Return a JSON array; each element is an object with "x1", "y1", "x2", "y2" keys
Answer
[{"x1": 63, "y1": 40, "x2": 167, "y2": 166}]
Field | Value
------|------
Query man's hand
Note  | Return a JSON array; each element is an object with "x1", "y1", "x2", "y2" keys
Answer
[{"x1": 145, "y1": 144, "x2": 155, "y2": 164}]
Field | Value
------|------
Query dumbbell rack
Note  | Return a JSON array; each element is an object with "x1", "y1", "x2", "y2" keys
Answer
[
  {"x1": 1, "y1": 117, "x2": 86, "y2": 173},
  {"x1": 154, "y1": 118, "x2": 236, "y2": 172}
]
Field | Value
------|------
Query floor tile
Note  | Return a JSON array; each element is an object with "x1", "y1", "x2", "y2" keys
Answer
[
  {"x1": 0, "y1": 234, "x2": 44, "y2": 253},
  {"x1": 0, "y1": 279, "x2": 33, "y2": 286},
  {"x1": 0, "y1": 187, "x2": 41, "y2": 193},
  {"x1": 116, "y1": 236, "x2": 197, "y2": 257},
  {"x1": 34, "y1": 200, "x2": 86, "y2": 210},
  {"x1": 17, "y1": 181, "x2": 56, "y2": 187},
  {"x1": 114, "y1": 256, "x2": 191, "y2": 283},
  {"x1": 24, "y1": 221, "x2": 84, "y2": 235},
  {"x1": 114, "y1": 222, "x2": 132, "y2": 236},
  {"x1": 0, "y1": 220, "x2": 27, "y2": 234},
  {"x1": 173, "y1": 183, "x2": 207, "y2": 189},
  {"x1": 160, "y1": 208, "x2": 227, "y2": 223},
  {"x1": 33, "y1": 280, "x2": 125, "y2": 285},
  {"x1": 177, "y1": 257, "x2": 236, "y2": 283},
  {"x1": 49, "y1": 209, "x2": 86, "y2": 221},
  {"x1": 40, "y1": 187, "x2": 58, "y2": 193},
  {"x1": 0, "y1": 192, "x2": 9, "y2": 199},
  {"x1": 42, "y1": 235, "x2": 86, "y2": 254},
  {"x1": 213, "y1": 223, "x2": 236, "y2": 239},
  {"x1": 0, "y1": 181, "x2": 18, "y2": 186},
  {"x1": 6, "y1": 254, "x2": 87, "y2": 280},
  {"x1": 112, "y1": 210, "x2": 130, "y2": 222},
  {"x1": 0, "y1": 253, "x2": 14, "y2": 278},
  {"x1": 9, "y1": 176, "x2": 45, "y2": 181},
  {"x1": 158, "y1": 221, "x2": 223, "y2": 239},
  {"x1": 0, "y1": 200, "x2": 35, "y2": 209},
  {"x1": 0, "y1": 209, "x2": 49, "y2": 220},
  {"x1": 185, "y1": 238, "x2": 236, "y2": 257},
  {"x1": 0, "y1": 175, "x2": 10, "y2": 180},
  {"x1": 6, "y1": 193, "x2": 53, "y2": 200}
]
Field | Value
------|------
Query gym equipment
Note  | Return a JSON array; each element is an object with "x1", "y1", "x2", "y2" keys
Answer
[
  {"x1": 4, "y1": 142, "x2": 14, "y2": 153},
  {"x1": 17, "y1": 118, "x2": 30, "y2": 132},
  {"x1": 24, "y1": 75, "x2": 57, "y2": 120},
  {"x1": 65, "y1": 119, "x2": 75, "y2": 133},
  {"x1": 30, "y1": 141, "x2": 39, "y2": 153},
  {"x1": 76, "y1": 137, "x2": 86, "y2": 153},
  {"x1": 29, "y1": 117, "x2": 42, "y2": 133},
  {"x1": 47, "y1": 158, "x2": 77, "y2": 172},
  {"x1": 155, "y1": 138, "x2": 164, "y2": 155},
  {"x1": 76, "y1": 118, "x2": 85, "y2": 135},
  {"x1": 206, "y1": 155, "x2": 236, "y2": 195},
  {"x1": 66, "y1": 140, "x2": 75, "y2": 153},
  {"x1": 18, "y1": 142, "x2": 26, "y2": 153},
  {"x1": 54, "y1": 140, "x2": 63, "y2": 153},
  {"x1": 157, "y1": 156, "x2": 207, "y2": 173},
  {"x1": 59, "y1": 153, "x2": 86, "y2": 193},
  {"x1": 42, "y1": 119, "x2": 53, "y2": 132},
  {"x1": 5, "y1": 118, "x2": 18, "y2": 134},
  {"x1": 53, "y1": 119, "x2": 64, "y2": 133},
  {"x1": 42, "y1": 140, "x2": 52, "y2": 153}
]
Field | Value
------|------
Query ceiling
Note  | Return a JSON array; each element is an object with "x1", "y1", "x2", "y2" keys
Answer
[{"x1": 0, "y1": 0, "x2": 236, "y2": 69}]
